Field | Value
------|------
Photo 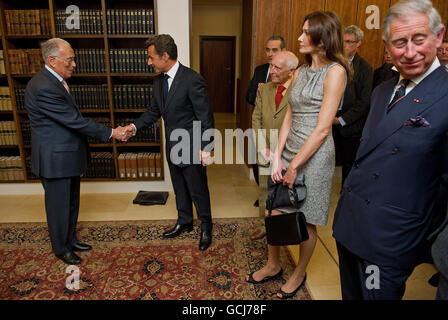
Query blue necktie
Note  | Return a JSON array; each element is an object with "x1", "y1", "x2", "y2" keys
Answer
[
  {"x1": 162, "y1": 74, "x2": 169, "y2": 106},
  {"x1": 387, "y1": 79, "x2": 411, "y2": 112}
]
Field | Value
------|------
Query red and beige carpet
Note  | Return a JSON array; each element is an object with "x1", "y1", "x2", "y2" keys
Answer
[{"x1": 0, "y1": 218, "x2": 312, "y2": 300}]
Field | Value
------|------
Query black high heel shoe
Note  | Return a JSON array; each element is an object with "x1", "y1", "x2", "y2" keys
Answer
[
  {"x1": 276, "y1": 273, "x2": 307, "y2": 299},
  {"x1": 246, "y1": 268, "x2": 283, "y2": 284}
]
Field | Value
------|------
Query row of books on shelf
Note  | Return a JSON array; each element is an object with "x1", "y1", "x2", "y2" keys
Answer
[
  {"x1": 2, "y1": 48, "x2": 154, "y2": 75},
  {"x1": 73, "y1": 49, "x2": 106, "y2": 74},
  {"x1": 0, "y1": 87, "x2": 13, "y2": 111},
  {"x1": 14, "y1": 87, "x2": 25, "y2": 111},
  {"x1": 70, "y1": 84, "x2": 109, "y2": 110},
  {"x1": 106, "y1": 9, "x2": 154, "y2": 35},
  {"x1": 4, "y1": 10, "x2": 51, "y2": 36},
  {"x1": 0, "y1": 156, "x2": 24, "y2": 181},
  {"x1": 55, "y1": 10, "x2": 103, "y2": 35},
  {"x1": 0, "y1": 51, "x2": 6, "y2": 74},
  {"x1": 16, "y1": 84, "x2": 152, "y2": 111},
  {"x1": 84, "y1": 152, "x2": 115, "y2": 179},
  {"x1": 0, "y1": 121, "x2": 18, "y2": 146},
  {"x1": 20, "y1": 120, "x2": 31, "y2": 146},
  {"x1": 8, "y1": 49, "x2": 44, "y2": 75},
  {"x1": 118, "y1": 152, "x2": 162, "y2": 179},
  {"x1": 25, "y1": 156, "x2": 38, "y2": 180},
  {"x1": 110, "y1": 49, "x2": 153, "y2": 73},
  {"x1": 113, "y1": 84, "x2": 151, "y2": 109}
]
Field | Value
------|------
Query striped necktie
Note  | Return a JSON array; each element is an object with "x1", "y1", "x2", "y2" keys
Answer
[{"x1": 387, "y1": 79, "x2": 410, "y2": 112}]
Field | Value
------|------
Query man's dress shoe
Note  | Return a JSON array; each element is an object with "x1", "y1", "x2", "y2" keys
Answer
[
  {"x1": 72, "y1": 242, "x2": 92, "y2": 252},
  {"x1": 163, "y1": 223, "x2": 193, "y2": 238},
  {"x1": 199, "y1": 227, "x2": 212, "y2": 251},
  {"x1": 57, "y1": 252, "x2": 81, "y2": 265}
]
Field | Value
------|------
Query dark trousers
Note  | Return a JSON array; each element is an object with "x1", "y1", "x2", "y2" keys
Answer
[
  {"x1": 334, "y1": 131, "x2": 361, "y2": 187},
  {"x1": 336, "y1": 241, "x2": 414, "y2": 300},
  {"x1": 41, "y1": 176, "x2": 81, "y2": 256},
  {"x1": 252, "y1": 163, "x2": 259, "y2": 185},
  {"x1": 168, "y1": 162, "x2": 212, "y2": 228}
]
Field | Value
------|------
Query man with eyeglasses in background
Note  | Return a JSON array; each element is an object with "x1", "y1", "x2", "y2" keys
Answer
[
  {"x1": 332, "y1": 25, "x2": 373, "y2": 189},
  {"x1": 25, "y1": 38, "x2": 125, "y2": 265}
]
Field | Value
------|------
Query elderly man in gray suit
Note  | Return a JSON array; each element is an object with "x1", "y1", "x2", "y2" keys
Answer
[{"x1": 25, "y1": 38, "x2": 124, "y2": 265}]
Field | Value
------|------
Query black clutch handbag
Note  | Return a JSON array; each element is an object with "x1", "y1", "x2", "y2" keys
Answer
[
  {"x1": 133, "y1": 191, "x2": 169, "y2": 206},
  {"x1": 265, "y1": 172, "x2": 309, "y2": 246}
]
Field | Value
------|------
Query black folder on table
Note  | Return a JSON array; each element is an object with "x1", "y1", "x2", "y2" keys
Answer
[{"x1": 133, "y1": 191, "x2": 169, "y2": 206}]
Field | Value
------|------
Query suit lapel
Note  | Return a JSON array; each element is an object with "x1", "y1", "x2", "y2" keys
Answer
[
  {"x1": 164, "y1": 63, "x2": 184, "y2": 110},
  {"x1": 154, "y1": 74, "x2": 164, "y2": 112},
  {"x1": 41, "y1": 68, "x2": 80, "y2": 111},
  {"x1": 357, "y1": 66, "x2": 448, "y2": 161}
]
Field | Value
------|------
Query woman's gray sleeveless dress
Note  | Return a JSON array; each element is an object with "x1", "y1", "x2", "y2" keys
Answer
[{"x1": 279, "y1": 63, "x2": 344, "y2": 226}]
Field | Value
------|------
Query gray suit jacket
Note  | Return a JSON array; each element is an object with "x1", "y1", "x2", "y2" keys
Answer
[{"x1": 25, "y1": 68, "x2": 111, "y2": 178}]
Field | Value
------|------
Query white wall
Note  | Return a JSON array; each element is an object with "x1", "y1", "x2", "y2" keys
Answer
[{"x1": 0, "y1": 0, "x2": 191, "y2": 195}]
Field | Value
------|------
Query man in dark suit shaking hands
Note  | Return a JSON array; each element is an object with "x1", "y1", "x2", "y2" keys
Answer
[
  {"x1": 123, "y1": 35, "x2": 215, "y2": 251},
  {"x1": 25, "y1": 38, "x2": 125, "y2": 265},
  {"x1": 333, "y1": 0, "x2": 448, "y2": 299}
]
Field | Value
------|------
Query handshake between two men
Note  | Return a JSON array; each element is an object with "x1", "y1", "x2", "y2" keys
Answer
[
  {"x1": 109, "y1": 123, "x2": 212, "y2": 167},
  {"x1": 111, "y1": 124, "x2": 136, "y2": 142}
]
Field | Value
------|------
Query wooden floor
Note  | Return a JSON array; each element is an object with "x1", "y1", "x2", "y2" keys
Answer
[{"x1": 0, "y1": 113, "x2": 438, "y2": 300}]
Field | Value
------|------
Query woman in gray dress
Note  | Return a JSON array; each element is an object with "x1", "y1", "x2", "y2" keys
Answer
[{"x1": 246, "y1": 11, "x2": 352, "y2": 299}]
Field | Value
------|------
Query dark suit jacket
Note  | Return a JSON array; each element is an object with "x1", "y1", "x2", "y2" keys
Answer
[
  {"x1": 246, "y1": 63, "x2": 270, "y2": 106},
  {"x1": 333, "y1": 66, "x2": 448, "y2": 269},
  {"x1": 25, "y1": 68, "x2": 111, "y2": 179},
  {"x1": 373, "y1": 63, "x2": 399, "y2": 90},
  {"x1": 335, "y1": 54, "x2": 373, "y2": 138},
  {"x1": 134, "y1": 63, "x2": 214, "y2": 167}
]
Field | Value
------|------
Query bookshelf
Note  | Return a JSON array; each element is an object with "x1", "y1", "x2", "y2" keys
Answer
[{"x1": 0, "y1": 0, "x2": 164, "y2": 183}]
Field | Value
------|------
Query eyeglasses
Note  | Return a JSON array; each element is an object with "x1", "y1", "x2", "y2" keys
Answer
[{"x1": 53, "y1": 55, "x2": 75, "y2": 64}]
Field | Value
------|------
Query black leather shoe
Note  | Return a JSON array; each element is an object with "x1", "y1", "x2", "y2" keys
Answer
[
  {"x1": 72, "y1": 242, "x2": 92, "y2": 252},
  {"x1": 57, "y1": 251, "x2": 81, "y2": 265},
  {"x1": 163, "y1": 223, "x2": 193, "y2": 238},
  {"x1": 199, "y1": 227, "x2": 212, "y2": 251}
]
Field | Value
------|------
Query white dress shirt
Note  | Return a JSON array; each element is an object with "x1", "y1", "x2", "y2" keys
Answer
[{"x1": 390, "y1": 58, "x2": 441, "y2": 103}]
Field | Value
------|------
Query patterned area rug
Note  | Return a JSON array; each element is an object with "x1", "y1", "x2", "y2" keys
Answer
[{"x1": 0, "y1": 218, "x2": 312, "y2": 300}]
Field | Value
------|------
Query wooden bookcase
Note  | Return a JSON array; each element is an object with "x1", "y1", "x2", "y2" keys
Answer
[{"x1": 0, "y1": 0, "x2": 165, "y2": 183}]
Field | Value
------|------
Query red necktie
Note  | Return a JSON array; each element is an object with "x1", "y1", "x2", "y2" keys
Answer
[{"x1": 275, "y1": 85, "x2": 286, "y2": 110}]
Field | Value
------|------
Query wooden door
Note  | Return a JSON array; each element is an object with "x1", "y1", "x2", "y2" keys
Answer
[{"x1": 200, "y1": 36, "x2": 235, "y2": 113}]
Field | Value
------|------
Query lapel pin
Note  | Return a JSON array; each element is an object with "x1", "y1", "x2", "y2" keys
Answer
[{"x1": 414, "y1": 99, "x2": 420, "y2": 103}]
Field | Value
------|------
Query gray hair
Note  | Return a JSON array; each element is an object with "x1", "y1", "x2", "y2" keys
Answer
[
  {"x1": 267, "y1": 35, "x2": 286, "y2": 49},
  {"x1": 344, "y1": 25, "x2": 364, "y2": 42},
  {"x1": 382, "y1": 0, "x2": 443, "y2": 41},
  {"x1": 277, "y1": 51, "x2": 299, "y2": 70},
  {"x1": 41, "y1": 38, "x2": 71, "y2": 64}
]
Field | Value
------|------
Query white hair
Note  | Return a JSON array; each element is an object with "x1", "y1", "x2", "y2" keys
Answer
[
  {"x1": 41, "y1": 38, "x2": 71, "y2": 64},
  {"x1": 277, "y1": 51, "x2": 299, "y2": 70},
  {"x1": 382, "y1": 0, "x2": 443, "y2": 41}
]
